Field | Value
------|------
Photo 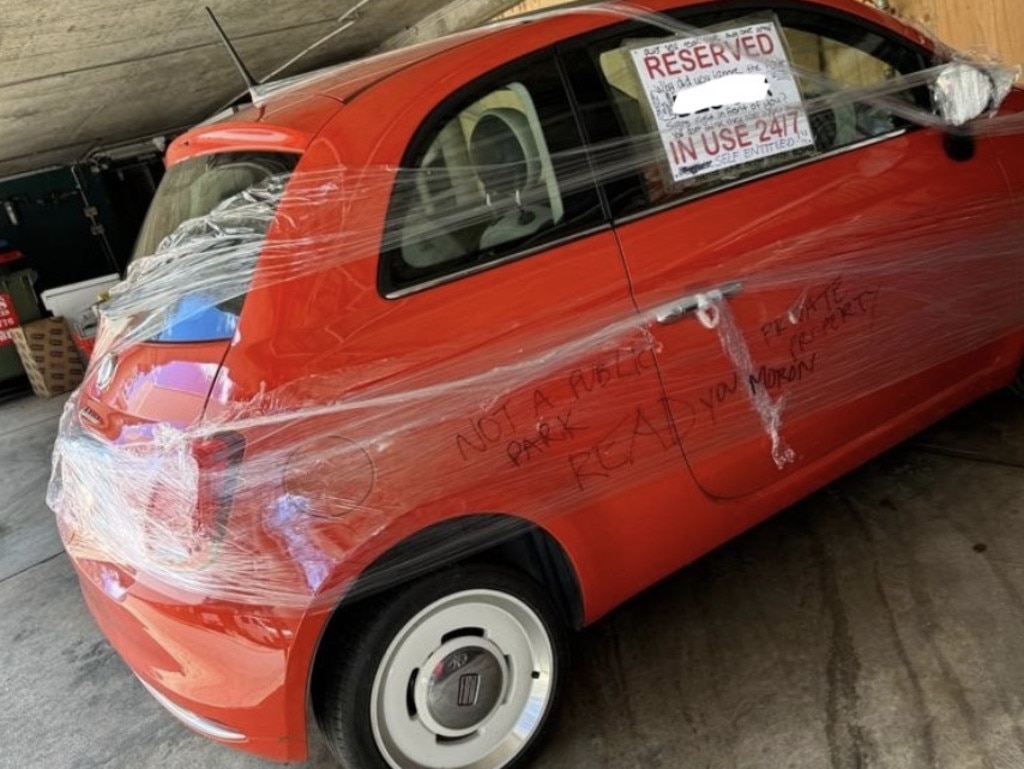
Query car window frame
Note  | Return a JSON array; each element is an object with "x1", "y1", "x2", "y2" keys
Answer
[
  {"x1": 555, "y1": 0, "x2": 935, "y2": 226},
  {"x1": 377, "y1": 48, "x2": 610, "y2": 299}
]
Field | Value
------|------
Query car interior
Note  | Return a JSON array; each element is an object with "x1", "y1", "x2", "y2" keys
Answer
[{"x1": 399, "y1": 84, "x2": 564, "y2": 269}]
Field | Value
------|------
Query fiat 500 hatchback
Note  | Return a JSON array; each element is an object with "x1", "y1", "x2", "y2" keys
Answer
[{"x1": 50, "y1": 1, "x2": 1024, "y2": 768}]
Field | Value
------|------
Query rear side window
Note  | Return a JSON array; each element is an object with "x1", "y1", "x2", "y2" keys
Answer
[
  {"x1": 131, "y1": 151, "x2": 299, "y2": 342},
  {"x1": 380, "y1": 52, "x2": 604, "y2": 296}
]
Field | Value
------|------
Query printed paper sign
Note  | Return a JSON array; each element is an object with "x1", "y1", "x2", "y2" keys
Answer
[
  {"x1": 0, "y1": 292, "x2": 19, "y2": 347},
  {"x1": 630, "y1": 21, "x2": 815, "y2": 182}
]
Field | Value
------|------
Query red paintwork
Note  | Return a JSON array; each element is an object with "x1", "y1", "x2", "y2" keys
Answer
[
  {"x1": 79, "y1": 341, "x2": 227, "y2": 437},
  {"x1": 164, "y1": 96, "x2": 333, "y2": 166},
  {"x1": 62, "y1": 0, "x2": 1024, "y2": 762}
]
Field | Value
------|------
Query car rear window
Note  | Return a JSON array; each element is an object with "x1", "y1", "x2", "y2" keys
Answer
[{"x1": 132, "y1": 151, "x2": 299, "y2": 342}]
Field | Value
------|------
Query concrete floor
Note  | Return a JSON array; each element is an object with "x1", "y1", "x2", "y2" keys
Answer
[{"x1": 1, "y1": 389, "x2": 1023, "y2": 769}]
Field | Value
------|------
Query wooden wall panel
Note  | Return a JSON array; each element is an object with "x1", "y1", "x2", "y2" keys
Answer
[
  {"x1": 495, "y1": 0, "x2": 573, "y2": 19},
  {"x1": 500, "y1": 0, "x2": 1023, "y2": 69},
  {"x1": 496, "y1": 0, "x2": 1023, "y2": 81},
  {"x1": 888, "y1": 0, "x2": 1024, "y2": 75}
]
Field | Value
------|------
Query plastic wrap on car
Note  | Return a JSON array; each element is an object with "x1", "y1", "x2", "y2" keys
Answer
[{"x1": 47, "y1": 2, "x2": 1024, "y2": 610}]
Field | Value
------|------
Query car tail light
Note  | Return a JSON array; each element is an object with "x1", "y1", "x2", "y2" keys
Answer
[
  {"x1": 147, "y1": 431, "x2": 246, "y2": 569},
  {"x1": 193, "y1": 431, "x2": 246, "y2": 543}
]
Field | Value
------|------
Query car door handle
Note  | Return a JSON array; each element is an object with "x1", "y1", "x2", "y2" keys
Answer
[{"x1": 655, "y1": 281, "x2": 743, "y2": 326}]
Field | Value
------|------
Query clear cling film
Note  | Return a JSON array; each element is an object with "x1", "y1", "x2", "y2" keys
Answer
[{"x1": 47, "y1": 0, "x2": 1024, "y2": 613}]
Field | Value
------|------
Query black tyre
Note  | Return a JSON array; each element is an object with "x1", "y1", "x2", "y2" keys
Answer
[{"x1": 315, "y1": 564, "x2": 567, "y2": 769}]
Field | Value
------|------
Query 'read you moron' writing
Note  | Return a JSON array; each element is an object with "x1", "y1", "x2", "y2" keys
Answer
[{"x1": 630, "y1": 21, "x2": 815, "y2": 182}]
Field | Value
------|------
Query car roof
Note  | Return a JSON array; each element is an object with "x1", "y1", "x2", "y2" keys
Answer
[
  {"x1": 169, "y1": 0, "x2": 930, "y2": 165},
  {"x1": 268, "y1": 25, "x2": 515, "y2": 106},
  {"x1": 166, "y1": 19, "x2": 525, "y2": 164},
  {"x1": 302, "y1": 0, "x2": 931, "y2": 104}
]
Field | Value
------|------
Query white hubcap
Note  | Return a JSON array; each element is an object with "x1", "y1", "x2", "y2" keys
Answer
[{"x1": 370, "y1": 589, "x2": 555, "y2": 769}]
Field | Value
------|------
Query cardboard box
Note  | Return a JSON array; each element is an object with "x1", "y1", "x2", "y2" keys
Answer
[{"x1": 10, "y1": 317, "x2": 85, "y2": 397}]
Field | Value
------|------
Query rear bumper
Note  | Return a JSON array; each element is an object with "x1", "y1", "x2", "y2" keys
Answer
[
  {"x1": 137, "y1": 677, "x2": 247, "y2": 742},
  {"x1": 72, "y1": 556, "x2": 321, "y2": 762}
]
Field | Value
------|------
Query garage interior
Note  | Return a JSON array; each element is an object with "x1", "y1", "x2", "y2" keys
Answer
[{"x1": 1, "y1": 1, "x2": 1023, "y2": 768}]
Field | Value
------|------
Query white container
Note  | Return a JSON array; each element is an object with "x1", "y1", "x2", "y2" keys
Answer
[{"x1": 40, "y1": 274, "x2": 120, "y2": 319}]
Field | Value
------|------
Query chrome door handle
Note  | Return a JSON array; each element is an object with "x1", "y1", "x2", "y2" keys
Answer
[{"x1": 655, "y1": 281, "x2": 743, "y2": 326}]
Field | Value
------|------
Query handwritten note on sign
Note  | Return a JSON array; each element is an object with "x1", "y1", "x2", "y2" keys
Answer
[{"x1": 630, "y1": 22, "x2": 815, "y2": 182}]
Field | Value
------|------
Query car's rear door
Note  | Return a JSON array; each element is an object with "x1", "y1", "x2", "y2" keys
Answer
[{"x1": 561, "y1": 2, "x2": 1019, "y2": 499}]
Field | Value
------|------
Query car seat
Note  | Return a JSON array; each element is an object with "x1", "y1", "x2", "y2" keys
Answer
[{"x1": 469, "y1": 107, "x2": 555, "y2": 252}]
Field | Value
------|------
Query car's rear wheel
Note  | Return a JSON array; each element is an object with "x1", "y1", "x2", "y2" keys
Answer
[{"x1": 316, "y1": 565, "x2": 566, "y2": 769}]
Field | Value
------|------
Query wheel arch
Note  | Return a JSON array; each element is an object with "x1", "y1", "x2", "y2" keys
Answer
[{"x1": 307, "y1": 512, "x2": 584, "y2": 712}]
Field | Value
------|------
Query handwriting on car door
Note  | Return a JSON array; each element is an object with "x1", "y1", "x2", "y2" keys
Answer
[{"x1": 450, "y1": 275, "x2": 881, "y2": 491}]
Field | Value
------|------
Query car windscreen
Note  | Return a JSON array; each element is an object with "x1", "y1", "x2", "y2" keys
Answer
[{"x1": 131, "y1": 151, "x2": 300, "y2": 343}]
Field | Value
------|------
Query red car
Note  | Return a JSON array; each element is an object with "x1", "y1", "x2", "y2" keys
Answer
[{"x1": 49, "y1": 1, "x2": 1024, "y2": 769}]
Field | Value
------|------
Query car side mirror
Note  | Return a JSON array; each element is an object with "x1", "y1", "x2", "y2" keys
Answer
[{"x1": 932, "y1": 62, "x2": 1010, "y2": 126}]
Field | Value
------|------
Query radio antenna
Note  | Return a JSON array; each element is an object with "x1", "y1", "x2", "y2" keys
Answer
[{"x1": 205, "y1": 6, "x2": 259, "y2": 102}]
